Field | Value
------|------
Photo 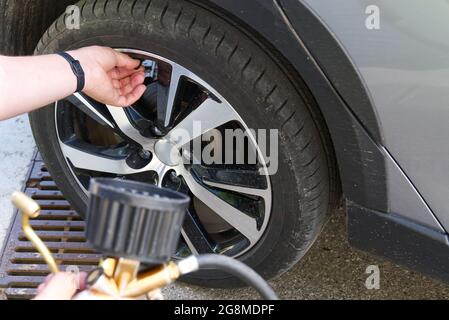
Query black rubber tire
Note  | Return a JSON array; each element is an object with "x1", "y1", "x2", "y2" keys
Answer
[
  {"x1": 0, "y1": 0, "x2": 73, "y2": 55},
  {"x1": 29, "y1": 0, "x2": 337, "y2": 287}
]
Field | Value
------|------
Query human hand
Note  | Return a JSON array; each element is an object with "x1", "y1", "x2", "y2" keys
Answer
[
  {"x1": 34, "y1": 272, "x2": 87, "y2": 300},
  {"x1": 69, "y1": 46, "x2": 146, "y2": 107}
]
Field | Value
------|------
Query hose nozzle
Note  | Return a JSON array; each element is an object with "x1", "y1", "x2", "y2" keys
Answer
[{"x1": 11, "y1": 192, "x2": 40, "y2": 218}]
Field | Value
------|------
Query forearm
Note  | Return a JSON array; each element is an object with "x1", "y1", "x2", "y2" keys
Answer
[
  {"x1": 0, "y1": 53, "x2": 79, "y2": 120},
  {"x1": 0, "y1": 46, "x2": 145, "y2": 121}
]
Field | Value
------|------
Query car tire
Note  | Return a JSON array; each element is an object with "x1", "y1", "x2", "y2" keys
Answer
[{"x1": 29, "y1": 0, "x2": 338, "y2": 287}]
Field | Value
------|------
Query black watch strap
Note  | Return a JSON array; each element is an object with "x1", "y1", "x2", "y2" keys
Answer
[{"x1": 56, "y1": 52, "x2": 85, "y2": 92}]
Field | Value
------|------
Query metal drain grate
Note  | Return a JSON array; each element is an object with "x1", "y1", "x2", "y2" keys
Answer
[{"x1": 0, "y1": 152, "x2": 100, "y2": 300}]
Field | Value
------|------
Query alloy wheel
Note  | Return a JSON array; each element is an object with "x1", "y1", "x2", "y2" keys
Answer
[{"x1": 55, "y1": 49, "x2": 272, "y2": 258}]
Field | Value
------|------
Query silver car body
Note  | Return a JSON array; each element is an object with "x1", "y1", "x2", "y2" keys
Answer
[{"x1": 304, "y1": 0, "x2": 449, "y2": 233}]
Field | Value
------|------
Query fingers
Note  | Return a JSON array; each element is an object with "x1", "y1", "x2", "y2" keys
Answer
[
  {"x1": 112, "y1": 79, "x2": 121, "y2": 89},
  {"x1": 35, "y1": 272, "x2": 87, "y2": 300},
  {"x1": 123, "y1": 84, "x2": 147, "y2": 105},
  {"x1": 113, "y1": 84, "x2": 147, "y2": 107},
  {"x1": 113, "y1": 50, "x2": 142, "y2": 70},
  {"x1": 82, "y1": 49, "x2": 146, "y2": 107},
  {"x1": 108, "y1": 69, "x2": 145, "y2": 105},
  {"x1": 78, "y1": 272, "x2": 88, "y2": 292},
  {"x1": 119, "y1": 71, "x2": 145, "y2": 96},
  {"x1": 34, "y1": 272, "x2": 81, "y2": 300},
  {"x1": 37, "y1": 274, "x2": 54, "y2": 294},
  {"x1": 109, "y1": 70, "x2": 145, "y2": 106},
  {"x1": 108, "y1": 66, "x2": 145, "y2": 80}
]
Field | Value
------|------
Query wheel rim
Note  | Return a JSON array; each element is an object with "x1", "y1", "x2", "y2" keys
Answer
[{"x1": 54, "y1": 49, "x2": 272, "y2": 258}]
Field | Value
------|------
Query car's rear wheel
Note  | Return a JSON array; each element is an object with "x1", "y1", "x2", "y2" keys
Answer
[{"x1": 29, "y1": 0, "x2": 336, "y2": 287}]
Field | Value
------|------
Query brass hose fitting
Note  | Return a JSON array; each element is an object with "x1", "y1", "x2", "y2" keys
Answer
[
  {"x1": 11, "y1": 192, "x2": 59, "y2": 274},
  {"x1": 119, "y1": 256, "x2": 199, "y2": 298},
  {"x1": 121, "y1": 261, "x2": 181, "y2": 298}
]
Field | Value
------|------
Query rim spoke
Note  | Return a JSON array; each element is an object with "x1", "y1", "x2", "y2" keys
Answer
[
  {"x1": 106, "y1": 105, "x2": 156, "y2": 148},
  {"x1": 165, "y1": 98, "x2": 239, "y2": 149},
  {"x1": 144, "y1": 157, "x2": 170, "y2": 187},
  {"x1": 202, "y1": 180, "x2": 270, "y2": 198},
  {"x1": 182, "y1": 170, "x2": 261, "y2": 244},
  {"x1": 180, "y1": 229, "x2": 199, "y2": 255},
  {"x1": 60, "y1": 143, "x2": 145, "y2": 175},
  {"x1": 192, "y1": 166, "x2": 269, "y2": 198},
  {"x1": 67, "y1": 93, "x2": 115, "y2": 129},
  {"x1": 158, "y1": 64, "x2": 187, "y2": 127},
  {"x1": 181, "y1": 210, "x2": 216, "y2": 254},
  {"x1": 68, "y1": 94, "x2": 154, "y2": 148}
]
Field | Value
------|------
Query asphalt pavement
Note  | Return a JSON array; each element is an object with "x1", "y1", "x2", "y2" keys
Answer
[{"x1": 163, "y1": 209, "x2": 449, "y2": 299}]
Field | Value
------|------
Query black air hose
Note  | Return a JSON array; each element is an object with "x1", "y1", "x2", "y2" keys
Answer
[{"x1": 195, "y1": 254, "x2": 278, "y2": 300}]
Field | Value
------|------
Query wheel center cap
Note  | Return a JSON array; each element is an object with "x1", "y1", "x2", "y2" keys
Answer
[{"x1": 154, "y1": 140, "x2": 181, "y2": 166}]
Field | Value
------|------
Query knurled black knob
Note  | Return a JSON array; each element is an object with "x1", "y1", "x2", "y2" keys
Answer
[{"x1": 86, "y1": 178, "x2": 190, "y2": 264}]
